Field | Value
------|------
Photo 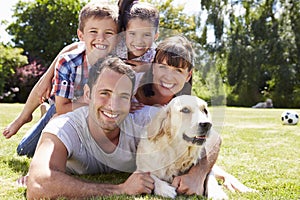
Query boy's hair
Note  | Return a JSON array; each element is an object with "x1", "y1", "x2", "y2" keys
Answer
[
  {"x1": 140, "y1": 35, "x2": 194, "y2": 97},
  {"x1": 78, "y1": 2, "x2": 119, "y2": 32},
  {"x1": 118, "y1": 0, "x2": 159, "y2": 32},
  {"x1": 87, "y1": 57, "x2": 136, "y2": 95}
]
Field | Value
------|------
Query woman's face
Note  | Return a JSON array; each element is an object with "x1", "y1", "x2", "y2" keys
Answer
[{"x1": 152, "y1": 59, "x2": 191, "y2": 97}]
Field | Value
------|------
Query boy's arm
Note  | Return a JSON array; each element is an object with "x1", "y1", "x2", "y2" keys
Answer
[
  {"x1": 36, "y1": 42, "x2": 80, "y2": 102},
  {"x1": 27, "y1": 133, "x2": 154, "y2": 199}
]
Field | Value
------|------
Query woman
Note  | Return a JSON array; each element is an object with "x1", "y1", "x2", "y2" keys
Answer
[{"x1": 133, "y1": 35, "x2": 255, "y2": 194}]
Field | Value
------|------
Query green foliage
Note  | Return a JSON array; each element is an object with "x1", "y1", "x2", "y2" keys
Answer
[
  {"x1": 1, "y1": 104, "x2": 299, "y2": 199},
  {"x1": 12, "y1": 61, "x2": 47, "y2": 103},
  {"x1": 7, "y1": 0, "x2": 84, "y2": 66},
  {"x1": 3, "y1": 0, "x2": 300, "y2": 106},
  {"x1": 143, "y1": 0, "x2": 198, "y2": 42},
  {"x1": 199, "y1": 0, "x2": 300, "y2": 107},
  {"x1": 0, "y1": 44, "x2": 28, "y2": 100}
]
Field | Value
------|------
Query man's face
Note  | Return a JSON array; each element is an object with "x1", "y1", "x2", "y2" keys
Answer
[
  {"x1": 88, "y1": 68, "x2": 132, "y2": 133},
  {"x1": 78, "y1": 17, "x2": 118, "y2": 63}
]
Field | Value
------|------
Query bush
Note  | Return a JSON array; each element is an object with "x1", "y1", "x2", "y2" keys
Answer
[
  {"x1": 5, "y1": 61, "x2": 47, "y2": 103},
  {"x1": 0, "y1": 44, "x2": 28, "y2": 102}
]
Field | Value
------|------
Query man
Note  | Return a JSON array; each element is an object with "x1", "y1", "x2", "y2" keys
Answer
[{"x1": 26, "y1": 57, "x2": 221, "y2": 199}]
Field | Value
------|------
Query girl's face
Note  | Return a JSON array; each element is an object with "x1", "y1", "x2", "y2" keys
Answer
[
  {"x1": 152, "y1": 59, "x2": 192, "y2": 97},
  {"x1": 125, "y1": 18, "x2": 158, "y2": 59}
]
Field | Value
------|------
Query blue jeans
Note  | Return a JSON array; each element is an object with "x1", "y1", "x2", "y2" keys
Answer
[{"x1": 17, "y1": 104, "x2": 56, "y2": 158}]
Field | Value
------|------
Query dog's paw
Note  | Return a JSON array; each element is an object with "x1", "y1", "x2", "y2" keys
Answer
[
  {"x1": 207, "y1": 185, "x2": 228, "y2": 200},
  {"x1": 151, "y1": 175, "x2": 177, "y2": 199},
  {"x1": 206, "y1": 173, "x2": 228, "y2": 200},
  {"x1": 154, "y1": 183, "x2": 177, "y2": 199}
]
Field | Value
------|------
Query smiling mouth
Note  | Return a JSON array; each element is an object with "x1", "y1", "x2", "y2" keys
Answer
[
  {"x1": 133, "y1": 45, "x2": 146, "y2": 51},
  {"x1": 183, "y1": 133, "x2": 207, "y2": 145},
  {"x1": 94, "y1": 44, "x2": 108, "y2": 50},
  {"x1": 102, "y1": 111, "x2": 118, "y2": 119},
  {"x1": 161, "y1": 81, "x2": 175, "y2": 89}
]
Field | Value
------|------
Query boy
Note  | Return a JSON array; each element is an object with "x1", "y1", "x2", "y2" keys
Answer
[{"x1": 14, "y1": 2, "x2": 119, "y2": 157}]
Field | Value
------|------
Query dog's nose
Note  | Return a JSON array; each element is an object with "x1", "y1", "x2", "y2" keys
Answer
[{"x1": 199, "y1": 122, "x2": 212, "y2": 132}]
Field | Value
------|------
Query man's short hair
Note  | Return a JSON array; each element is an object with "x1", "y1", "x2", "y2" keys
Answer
[{"x1": 87, "y1": 57, "x2": 136, "y2": 95}]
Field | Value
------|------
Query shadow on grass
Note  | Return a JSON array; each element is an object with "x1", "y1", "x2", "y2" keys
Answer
[
  {"x1": 77, "y1": 172, "x2": 130, "y2": 184},
  {"x1": 2, "y1": 156, "x2": 30, "y2": 176}
]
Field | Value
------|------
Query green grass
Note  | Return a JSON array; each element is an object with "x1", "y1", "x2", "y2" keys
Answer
[{"x1": 0, "y1": 104, "x2": 299, "y2": 199}]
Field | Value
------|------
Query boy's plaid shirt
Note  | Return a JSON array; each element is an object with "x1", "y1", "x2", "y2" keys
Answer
[{"x1": 52, "y1": 43, "x2": 89, "y2": 101}]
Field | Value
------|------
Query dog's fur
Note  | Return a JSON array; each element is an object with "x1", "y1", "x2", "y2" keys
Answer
[{"x1": 136, "y1": 95, "x2": 227, "y2": 199}]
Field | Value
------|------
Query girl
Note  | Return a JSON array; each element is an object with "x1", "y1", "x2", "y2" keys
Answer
[{"x1": 116, "y1": 0, "x2": 159, "y2": 71}]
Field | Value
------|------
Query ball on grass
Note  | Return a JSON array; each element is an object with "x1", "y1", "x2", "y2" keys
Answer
[{"x1": 281, "y1": 110, "x2": 299, "y2": 125}]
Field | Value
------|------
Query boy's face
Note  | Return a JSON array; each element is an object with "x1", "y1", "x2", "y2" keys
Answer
[
  {"x1": 78, "y1": 17, "x2": 118, "y2": 63},
  {"x1": 125, "y1": 18, "x2": 158, "y2": 59},
  {"x1": 86, "y1": 68, "x2": 132, "y2": 134}
]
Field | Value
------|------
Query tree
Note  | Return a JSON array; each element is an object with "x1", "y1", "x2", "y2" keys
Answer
[
  {"x1": 7, "y1": 0, "x2": 84, "y2": 67},
  {"x1": 198, "y1": 0, "x2": 300, "y2": 107},
  {"x1": 0, "y1": 43, "x2": 28, "y2": 102}
]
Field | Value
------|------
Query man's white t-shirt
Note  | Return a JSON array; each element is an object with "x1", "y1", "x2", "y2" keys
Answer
[{"x1": 43, "y1": 105, "x2": 160, "y2": 174}]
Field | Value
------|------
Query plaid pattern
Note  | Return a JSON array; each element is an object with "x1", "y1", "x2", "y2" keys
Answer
[{"x1": 52, "y1": 44, "x2": 90, "y2": 101}]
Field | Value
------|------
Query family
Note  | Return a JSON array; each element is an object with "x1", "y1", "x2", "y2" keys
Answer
[{"x1": 2, "y1": 0, "x2": 255, "y2": 199}]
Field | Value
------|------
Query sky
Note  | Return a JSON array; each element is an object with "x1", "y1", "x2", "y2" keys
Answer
[
  {"x1": 0, "y1": 0, "x2": 201, "y2": 44},
  {"x1": 0, "y1": 0, "x2": 19, "y2": 43}
]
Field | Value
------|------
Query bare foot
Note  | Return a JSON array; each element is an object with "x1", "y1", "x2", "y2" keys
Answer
[
  {"x1": 16, "y1": 174, "x2": 29, "y2": 187},
  {"x1": 2, "y1": 115, "x2": 33, "y2": 139}
]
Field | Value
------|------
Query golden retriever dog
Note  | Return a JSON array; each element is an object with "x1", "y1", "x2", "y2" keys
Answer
[{"x1": 136, "y1": 95, "x2": 228, "y2": 199}]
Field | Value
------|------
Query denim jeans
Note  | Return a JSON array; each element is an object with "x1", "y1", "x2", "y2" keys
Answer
[{"x1": 17, "y1": 104, "x2": 56, "y2": 158}]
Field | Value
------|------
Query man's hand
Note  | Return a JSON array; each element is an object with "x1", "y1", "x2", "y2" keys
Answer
[
  {"x1": 172, "y1": 168, "x2": 205, "y2": 195},
  {"x1": 120, "y1": 171, "x2": 154, "y2": 195}
]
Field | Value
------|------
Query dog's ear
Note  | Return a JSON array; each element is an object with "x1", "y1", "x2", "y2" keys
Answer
[{"x1": 148, "y1": 105, "x2": 171, "y2": 142}]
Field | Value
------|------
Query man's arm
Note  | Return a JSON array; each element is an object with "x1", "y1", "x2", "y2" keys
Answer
[
  {"x1": 27, "y1": 133, "x2": 154, "y2": 200},
  {"x1": 172, "y1": 132, "x2": 222, "y2": 195}
]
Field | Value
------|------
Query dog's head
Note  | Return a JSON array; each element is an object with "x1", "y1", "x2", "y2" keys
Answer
[{"x1": 148, "y1": 95, "x2": 212, "y2": 146}]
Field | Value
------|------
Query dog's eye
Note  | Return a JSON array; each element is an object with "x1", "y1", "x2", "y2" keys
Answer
[
  {"x1": 180, "y1": 107, "x2": 191, "y2": 113},
  {"x1": 203, "y1": 108, "x2": 208, "y2": 115}
]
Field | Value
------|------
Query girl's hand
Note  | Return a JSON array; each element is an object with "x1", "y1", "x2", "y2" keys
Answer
[
  {"x1": 130, "y1": 102, "x2": 144, "y2": 113},
  {"x1": 124, "y1": 60, "x2": 151, "y2": 72}
]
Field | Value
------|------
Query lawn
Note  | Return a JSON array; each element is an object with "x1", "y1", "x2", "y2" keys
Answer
[{"x1": 0, "y1": 103, "x2": 299, "y2": 199}]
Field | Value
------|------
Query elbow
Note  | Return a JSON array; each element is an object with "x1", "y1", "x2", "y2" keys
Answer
[
  {"x1": 26, "y1": 179, "x2": 43, "y2": 200},
  {"x1": 26, "y1": 171, "x2": 53, "y2": 199}
]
